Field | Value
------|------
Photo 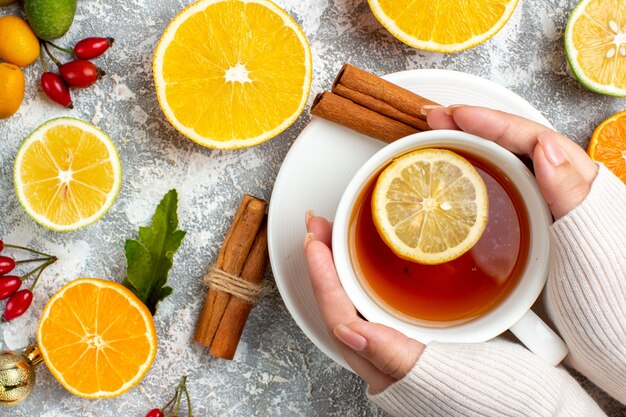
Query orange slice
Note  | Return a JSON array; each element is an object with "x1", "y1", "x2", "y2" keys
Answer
[
  {"x1": 153, "y1": 0, "x2": 312, "y2": 149},
  {"x1": 37, "y1": 278, "x2": 157, "y2": 398},
  {"x1": 367, "y1": 0, "x2": 519, "y2": 53},
  {"x1": 588, "y1": 111, "x2": 626, "y2": 183}
]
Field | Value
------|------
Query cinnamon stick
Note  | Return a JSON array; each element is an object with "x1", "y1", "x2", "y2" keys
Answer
[
  {"x1": 333, "y1": 64, "x2": 438, "y2": 122},
  {"x1": 311, "y1": 92, "x2": 418, "y2": 143},
  {"x1": 332, "y1": 84, "x2": 431, "y2": 131},
  {"x1": 194, "y1": 195, "x2": 267, "y2": 347},
  {"x1": 210, "y1": 218, "x2": 269, "y2": 359}
]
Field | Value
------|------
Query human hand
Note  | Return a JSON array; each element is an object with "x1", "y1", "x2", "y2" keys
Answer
[
  {"x1": 304, "y1": 213, "x2": 425, "y2": 394},
  {"x1": 422, "y1": 105, "x2": 599, "y2": 219},
  {"x1": 304, "y1": 213, "x2": 607, "y2": 416},
  {"x1": 303, "y1": 108, "x2": 598, "y2": 395}
]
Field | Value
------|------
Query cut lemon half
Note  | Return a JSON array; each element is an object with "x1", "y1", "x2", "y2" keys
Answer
[
  {"x1": 588, "y1": 110, "x2": 626, "y2": 183},
  {"x1": 14, "y1": 118, "x2": 122, "y2": 232},
  {"x1": 153, "y1": 0, "x2": 312, "y2": 149},
  {"x1": 565, "y1": 0, "x2": 626, "y2": 97},
  {"x1": 37, "y1": 278, "x2": 157, "y2": 399},
  {"x1": 367, "y1": 0, "x2": 519, "y2": 53},
  {"x1": 372, "y1": 149, "x2": 488, "y2": 264}
]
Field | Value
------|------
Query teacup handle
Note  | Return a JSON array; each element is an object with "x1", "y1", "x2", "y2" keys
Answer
[{"x1": 509, "y1": 310, "x2": 568, "y2": 366}]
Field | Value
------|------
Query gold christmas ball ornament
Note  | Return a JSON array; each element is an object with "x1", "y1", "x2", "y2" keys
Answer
[{"x1": 0, "y1": 345, "x2": 41, "y2": 406}]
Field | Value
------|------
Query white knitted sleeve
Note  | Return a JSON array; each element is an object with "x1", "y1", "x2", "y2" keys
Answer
[
  {"x1": 368, "y1": 339, "x2": 605, "y2": 417},
  {"x1": 545, "y1": 164, "x2": 626, "y2": 404}
]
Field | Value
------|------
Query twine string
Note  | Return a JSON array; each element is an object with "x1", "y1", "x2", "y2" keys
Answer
[{"x1": 204, "y1": 265, "x2": 264, "y2": 304}]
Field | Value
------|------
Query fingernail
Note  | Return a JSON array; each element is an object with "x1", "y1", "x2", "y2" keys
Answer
[
  {"x1": 305, "y1": 210, "x2": 314, "y2": 227},
  {"x1": 304, "y1": 232, "x2": 314, "y2": 250},
  {"x1": 445, "y1": 104, "x2": 466, "y2": 115},
  {"x1": 538, "y1": 134, "x2": 566, "y2": 166},
  {"x1": 334, "y1": 324, "x2": 367, "y2": 352},
  {"x1": 420, "y1": 104, "x2": 443, "y2": 116}
]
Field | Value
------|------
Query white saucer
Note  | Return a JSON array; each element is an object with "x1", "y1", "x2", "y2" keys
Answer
[{"x1": 268, "y1": 69, "x2": 553, "y2": 371}]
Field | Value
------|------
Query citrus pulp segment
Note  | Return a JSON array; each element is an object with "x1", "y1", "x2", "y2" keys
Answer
[
  {"x1": 153, "y1": 0, "x2": 312, "y2": 149},
  {"x1": 37, "y1": 278, "x2": 157, "y2": 399},
  {"x1": 565, "y1": 0, "x2": 626, "y2": 97},
  {"x1": 367, "y1": 0, "x2": 519, "y2": 53},
  {"x1": 14, "y1": 118, "x2": 122, "y2": 232},
  {"x1": 588, "y1": 111, "x2": 626, "y2": 183},
  {"x1": 372, "y1": 149, "x2": 488, "y2": 265}
]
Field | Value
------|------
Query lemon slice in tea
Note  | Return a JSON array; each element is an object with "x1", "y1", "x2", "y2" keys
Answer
[
  {"x1": 14, "y1": 118, "x2": 122, "y2": 232},
  {"x1": 372, "y1": 149, "x2": 488, "y2": 265}
]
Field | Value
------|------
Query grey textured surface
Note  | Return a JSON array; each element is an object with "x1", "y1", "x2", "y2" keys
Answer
[{"x1": 0, "y1": 0, "x2": 624, "y2": 416}]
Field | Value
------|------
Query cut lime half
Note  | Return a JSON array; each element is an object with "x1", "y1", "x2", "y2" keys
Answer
[{"x1": 565, "y1": 0, "x2": 626, "y2": 97}]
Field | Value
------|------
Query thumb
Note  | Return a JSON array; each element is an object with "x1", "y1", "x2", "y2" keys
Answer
[
  {"x1": 334, "y1": 321, "x2": 424, "y2": 382},
  {"x1": 534, "y1": 132, "x2": 596, "y2": 219}
]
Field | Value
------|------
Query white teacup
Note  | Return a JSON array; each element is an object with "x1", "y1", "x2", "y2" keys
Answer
[{"x1": 332, "y1": 130, "x2": 568, "y2": 366}]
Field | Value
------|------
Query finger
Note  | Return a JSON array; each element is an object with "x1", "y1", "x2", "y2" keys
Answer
[
  {"x1": 335, "y1": 321, "x2": 425, "y2": 381},
  {"x1": 448, "y1": 107, "x2": 598, "y2": 215},
  {"x1": 304, "y1": 235, "x2": 394, "y2": 391},
  {"x1": 305, "y1": 211, "x2": 332, "y2": 247},
  {"x1": 533, "y1": 132, "x2": 598, "y2": 219},
  {"x1": 449, "y1": 107, "x2": 596, "y2": 173},
  {"x1": 449, "y1": 106, "x2": 553, "y2": 155},
  {"x1": 423, "y1": 106, "x2": 460, "y2": 130},
  {"x1": 305, "y1": 237, "x2": 356, "y2": 330},
  {"x1": 341, "y1": 348, "x2": 396, "y2": 393},
  {"x1": 340, "y1": 348, "x2": 396, "y2": 393}
]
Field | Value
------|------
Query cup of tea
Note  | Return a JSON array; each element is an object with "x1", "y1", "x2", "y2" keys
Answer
[{"x1": 332, "y1": 130, "x2": 568, "y2": 366}]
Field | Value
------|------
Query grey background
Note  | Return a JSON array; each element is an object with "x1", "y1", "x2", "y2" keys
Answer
[{"x1": 0, "y1": 0, "x2": 624, "y2": 416}]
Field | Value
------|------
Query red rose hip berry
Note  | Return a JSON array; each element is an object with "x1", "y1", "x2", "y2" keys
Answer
[
  {"x1": 3, "y1": 289, "x2": 33, "y2": 321},
  {"x1": 0, "y1": 256, "x2": 15, "y2": 275},
  {"x1": 0, "y1": 276, "x2": 21, "y2": 300},
  {"x1": 59, "y1": 60, "x2": 105, "y2": 88},
  {"x1": 74, "y1": 37, "x2": 114, "y2": 60},
  {"x1": 41, "y1": 72, "x2": 73, "y2": 108}
]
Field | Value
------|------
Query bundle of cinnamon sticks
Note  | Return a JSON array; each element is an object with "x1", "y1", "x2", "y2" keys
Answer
[
  {"x1": 311, "y1": 64, "x2": 439, "y2": 143},
  {"x1": 194, "y1": 195, "x2": 269, "y2": 360}
]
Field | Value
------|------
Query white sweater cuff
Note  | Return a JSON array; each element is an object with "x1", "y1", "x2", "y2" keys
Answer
[
  {"x1": 545, "y1": 164, "x2": 626, "y2": 403},
  {"x1": 368, "y1": 339, "x2": 605, "y2": 417}
]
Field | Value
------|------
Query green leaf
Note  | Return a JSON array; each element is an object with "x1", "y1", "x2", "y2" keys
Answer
[{"x1": 123, "y1": 189, "x2": 186, "y2": 315}]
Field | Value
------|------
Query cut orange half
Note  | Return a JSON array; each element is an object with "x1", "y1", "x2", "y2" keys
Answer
[
  {"x1": 13, "y1": 118, "x2": 122, "y2": 232},
  {"x1": 367, "y1": 0, "x2": 519, "y2": 53},
  {"x1": 153, "y1": 0, "x2": 312, "y2": 149},
  {"x1": 588, "y1": 111, "x2": 626, "y2": 183},
  {"x1": 565, "y1": 0, "x2": 626, "y2": 97},
  {"x1": 372, "y1": 149, "x2": 488, "y2": 264},
  {"x1": 37, "y1": 278, "x2": 157, "y2": 398}
]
